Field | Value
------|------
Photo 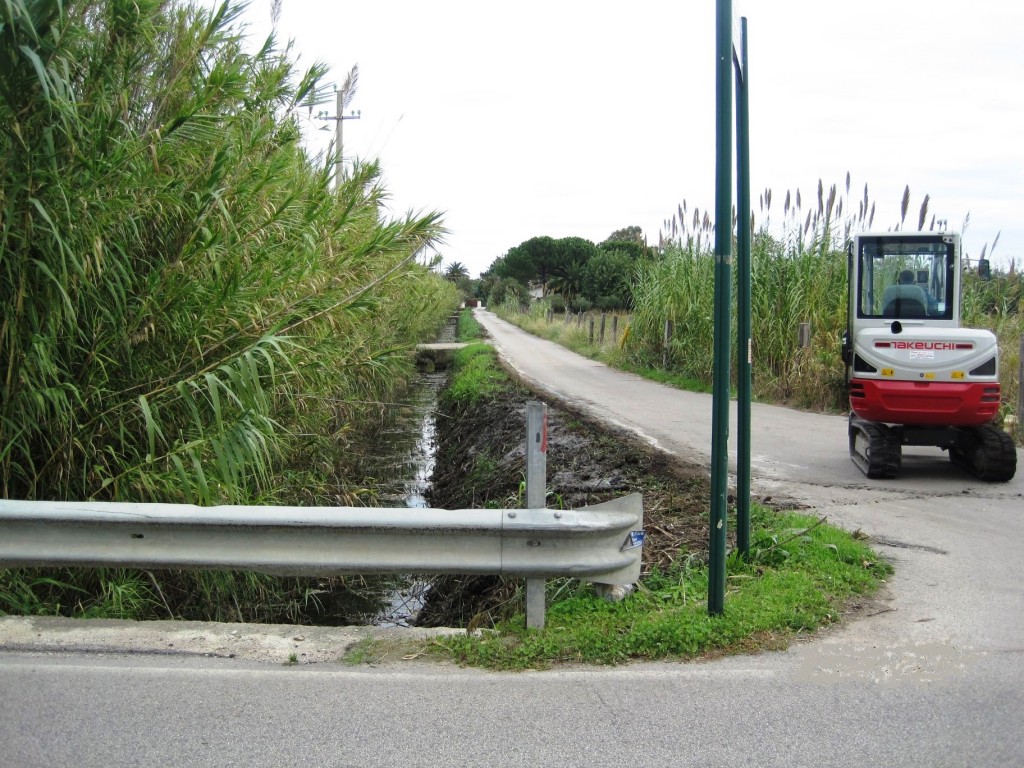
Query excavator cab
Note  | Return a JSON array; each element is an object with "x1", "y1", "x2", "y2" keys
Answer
[{"x1": 856, "y1": 237, "x2": 952, "y2": 321}]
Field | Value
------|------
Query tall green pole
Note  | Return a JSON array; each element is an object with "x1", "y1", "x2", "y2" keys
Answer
[
  {"x1": 709, "y1": 0, "x2": 732, "y2": 615},
  {"x1": 735, "y1": 17, "x2": 751, "y2": 558}
]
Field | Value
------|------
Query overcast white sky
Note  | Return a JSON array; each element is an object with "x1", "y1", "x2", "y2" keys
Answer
[{"x1": 226, "y1": 1, "x2": 1024, "y2": 277}]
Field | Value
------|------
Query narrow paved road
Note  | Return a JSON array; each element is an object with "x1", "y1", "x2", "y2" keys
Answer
[
  {"x1": 476, "y1": 309, "x2": 1024, "y2": 506},
  {"x1": 2, "y1": 310, "x2": 1022, "y2": 767}
]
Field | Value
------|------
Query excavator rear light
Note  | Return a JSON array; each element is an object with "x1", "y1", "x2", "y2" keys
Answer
[{"x1": 980, "y1": 385, "x2": 1001, "y2": 404}]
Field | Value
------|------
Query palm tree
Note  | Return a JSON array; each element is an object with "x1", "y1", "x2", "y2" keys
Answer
[
  {"x1": 444, "y1": 261, "x2": 470, "y2": 282},
  {"x1": 547, "y1": 260, "x2": 587, "y2": 306}
]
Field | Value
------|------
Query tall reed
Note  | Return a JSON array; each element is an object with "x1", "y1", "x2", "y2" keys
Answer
[
  {"x1": 637, "y1": 175, "x2": 1017, "y2": 414},
  {"x1": 0, "y1": 0, "x2": 459, "y2": 506}
]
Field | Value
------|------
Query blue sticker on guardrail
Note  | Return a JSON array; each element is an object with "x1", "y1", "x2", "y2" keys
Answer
[{"x1": 621, "y1": 530, "x2": 645, "y2": 551}]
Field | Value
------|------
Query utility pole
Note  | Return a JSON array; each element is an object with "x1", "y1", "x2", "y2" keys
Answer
[
  {"x1": 333, "y1": 89, "x2": 360, "y2": 188},
  {"x1": 317, "y1": 65, "x2": 361, "y2": 190}
]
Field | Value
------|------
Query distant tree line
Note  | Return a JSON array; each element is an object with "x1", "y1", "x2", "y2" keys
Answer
[{"x1": 479, "y1": 226, "x2": 651, "y2": 311}]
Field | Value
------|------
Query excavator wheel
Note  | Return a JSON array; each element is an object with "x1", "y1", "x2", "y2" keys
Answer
[
  {"x1": 949, "y1": 425, "x2": 1017, "y2": 482},
  {"x1": 849, "y1": 414, "x2": 901, "y2": 479}
]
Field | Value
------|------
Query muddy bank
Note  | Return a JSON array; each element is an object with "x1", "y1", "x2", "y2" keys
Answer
[{"x1": 419, "y1": 370, "x2": 720, "y2": 627}]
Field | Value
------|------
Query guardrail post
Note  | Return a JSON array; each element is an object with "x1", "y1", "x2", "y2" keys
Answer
[{"x1": 525, "y1": 400, "x2": 548, "y2": 629}]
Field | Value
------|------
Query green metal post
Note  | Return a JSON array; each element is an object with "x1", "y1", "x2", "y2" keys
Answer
[
  {"x1": 709, "y1": 0, "x2": 732, "y2": 615},
  {"x1": 735, "y1": 17, "x2": 751, "y2": 558}
]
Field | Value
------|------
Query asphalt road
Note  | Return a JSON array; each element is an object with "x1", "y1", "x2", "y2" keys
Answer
[{"x1": 2, "y1": 309, "x2": 1023, "y2": 767}]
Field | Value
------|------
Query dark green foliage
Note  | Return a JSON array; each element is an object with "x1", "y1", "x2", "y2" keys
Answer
[
  {"x1": 443, "y1": 261, "x2": 470, "y2": 282},
  {"x1": 547, "y1": 258, "x2": 586, "y2": 305},
  {"x1": 494, "y1": 236, "x2": 599, "y2": 298},
  {"x1": 599, "y1": 236, "x2": 648, "y2": 264},
  {"x1": 582, "y1": 249, "x2": 635, "y2": 309},
  {"x1": 556, "y1": 236, "x2": 599, "y2": 269},
  {"x1": 485, "y1": 275, "x2": 528, "y2": 308},
  {"x1": 604, "y1": 225, "x2": 644, "y2": 244},
  {"x1": 497, "y1": 236, "x2": 558, "y2": 285}
]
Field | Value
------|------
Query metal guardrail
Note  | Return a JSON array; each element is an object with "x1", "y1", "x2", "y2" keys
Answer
[
  {"x1": 0, "y1": 401, "x2": 644, "y2": 627},
  {"x1": 0, "y1": 495, "x2": 644, "y2": 586}
]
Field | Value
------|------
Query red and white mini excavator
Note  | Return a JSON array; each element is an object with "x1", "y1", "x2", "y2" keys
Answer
[{"x1": 842, "y1": 231, "x2": 1017, "y2": 481}]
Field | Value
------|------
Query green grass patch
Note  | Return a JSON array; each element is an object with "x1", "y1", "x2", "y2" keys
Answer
[
  {"x1": 442, "y1": 343, "x2": 507, "y2": 406},
  {"x1": 429, "y1": 508, "x2": 890, "y2": 669},
  {"x1": 616, "y1": 361, "x2": 714, "y2": 395},
  {"x1": 457, "y1": 308, "x2": 485, "y2": 341}
]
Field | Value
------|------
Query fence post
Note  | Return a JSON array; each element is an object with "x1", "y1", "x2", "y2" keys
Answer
[
  {"x1": 525, "y1": 401, "x2": 548, "y2": 629},
  {"x1": 798, "y1": 322, "x2": 811, "y2": 348},
  {"x1": 588, "y1": 317, "x2": 595, "y2": 344},
  {"x1": 599, "y1": 313, "x2": 607, "y2": 344},
  {"x1": 612, "y1": 315, "x2": 619, "y2": 345},
  {"x1": 662, "y1": 319, "x2": 674, "y2": 368}
]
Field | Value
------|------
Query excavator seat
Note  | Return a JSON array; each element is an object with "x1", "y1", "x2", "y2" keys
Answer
[{"x1": 881, "y1": 285, "x2": 928, "y2": 318}]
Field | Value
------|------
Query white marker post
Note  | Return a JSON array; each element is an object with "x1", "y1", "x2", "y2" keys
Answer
[{"x1": 525, "y1": 400, "x2": 548, "y2": 629}]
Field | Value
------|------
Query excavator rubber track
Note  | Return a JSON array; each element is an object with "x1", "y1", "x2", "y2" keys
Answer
[
  {"x1": 849, "y1": 414, "x2": 901, "y2": 479},
  {"x1": 949, "y1": 425, "x2": 1018, "y2": 482}
]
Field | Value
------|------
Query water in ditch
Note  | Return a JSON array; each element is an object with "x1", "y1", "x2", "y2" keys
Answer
[
  {"x1": 365, "y1": 371, "x2": 443, "y2": 627},
  {"x1": 303, "y1": 371, "x2": 445, "y2": 627},
  {"x1": 310, "y1": 320, "x2": 456, "y2": 627}
]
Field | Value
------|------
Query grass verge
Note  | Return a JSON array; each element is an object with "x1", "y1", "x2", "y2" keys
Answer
[
  {"x1": 424, "y1": 508, "x2": 889, "y2": 669},
  {"x1": 442, "y1": 343, "x2": 507, "y2": 406},
  {"x1": 457, "y1": 308, "x2": 485, "y2": 341}
]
